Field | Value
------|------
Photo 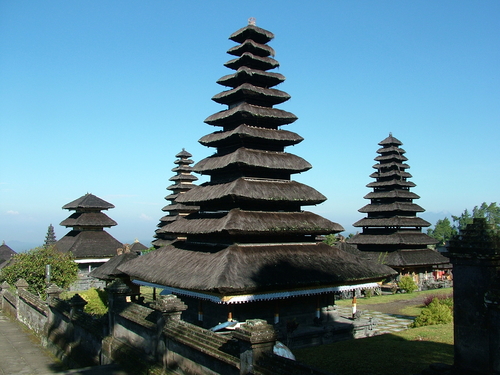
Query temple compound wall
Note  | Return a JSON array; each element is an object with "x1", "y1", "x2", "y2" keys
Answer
[{"x1": 0, "y1": 279, "x2": 329, "y2": 375}]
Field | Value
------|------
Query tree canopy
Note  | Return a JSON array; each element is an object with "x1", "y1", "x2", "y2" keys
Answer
[
  {"x1": 428, "y1": 202, "x2": 500, "y2": 246},
  {"x1": 0, "y1": 246, "x2": 78, "y2": 298}
]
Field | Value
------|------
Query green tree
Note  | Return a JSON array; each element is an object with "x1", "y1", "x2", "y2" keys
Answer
[
  {"x1": 452, "y1": 202, "x2": 500, "y2": 232},
  {"x1": 0, "y1": 246, "x2": 78, "y2": 298},
  {"x1": 427, "y1": 217, "x2": 457, "y2": 247}
]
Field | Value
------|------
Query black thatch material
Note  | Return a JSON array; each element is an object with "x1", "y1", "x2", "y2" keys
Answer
[
  {"x1": 176, "y1": 149, "x2": 192, "y2": 158},
  {"x1": 364, "y1": 190, "x2": 420, "y2": 200},
  {"x1": 158, "y1": 208, "x2": 344, "y2": 236},
  {"x1": 130, "y1": 241, "x2": 148, "y2": 253},
  {"x1": 161, "y1": 203, "x2": 199, "y2": 212},
  {"x1": 199, "y1": 124, "x2": 303, "y2": 147},
  {"x1": 62, "y1": 193, "x2": 114, "y2": 210},
  {"x1": 353, "y1": 216, "x2": 432, "y2": 228},
  {"x1": 217, "y1": 67, "x2": 285, "y2": 88},
  {"x1": 166, "y1": 183, "x2": 195, "y2": 192},
  {"x1": 176, "y1": 178, "x2": 326, "y2": 206},
  {"x1": 349, "y1": 232, "x2": 438, "y2": 246},
  {"x1": 0, "y1": 242, "x2": 16, "y2": 264},
  {"x1": 224, "y1": 52, "x2": 279, "y2": 71},
  {"x1": 383, "y1": 249, "x2": 449, "y2": 267},
  {"x1": 212, "y1": 83, "x2": 290, "y2": 106},
  {"x1": 193, "y1": 148, "x2": 311, "y2": 174},
  {"x1": 205, "y1": 103, "x2": 297, "y2": 128},
  {"x1": 169, "y1": 174, "x2": 198, "y2": 182},
  {"x1": 89, "y1": 252, "x2": 139, "y2": 280},
  {"x1": 118, "y1": 242, "x2": 396, "y2": 295},
  {"x1": 348, "y1": 134, "x2": 440, "y2": 269},
  {"x1": 55, "y1": 230, "x2": 123, "y2": 258},
  {"x1": 229, "y1": 24, "x2": 274, "y2": 44},
  {"x1": 358, "y1": 202, "x2": 425, "y2": 213},
  {"x1": 60, "y1": 212, "x2": 117, "y2": 228},
  {"x1": 228, "y1": 39, "x2": 275, "y2": 57}
]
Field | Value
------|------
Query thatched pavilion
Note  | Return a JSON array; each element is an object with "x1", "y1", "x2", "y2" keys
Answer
[
  {"x1": 55, "y1": 193, "x2": 123, "y2": 289},
  {"x1": 0, "y1": 241, "x2": 16, "y2": 267},
  {"x1": 120, "y1": 21, "x2": 395, "y2": 329},
  {"x1": 152, "y1": 149, "x2": 199, "y2": 249},
  {"x1": 347, "y1": 134, "x2": 449, "y2": 283}
]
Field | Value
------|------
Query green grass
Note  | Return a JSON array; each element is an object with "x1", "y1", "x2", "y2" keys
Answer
[
  {"x1": 335, "y1": 287, "x2": 453, "y2": 306},
  {"x1": 295, "y1": 288, "x2": 455, "y2": 374},
  {"x1": 295, "y1": 324, "x2": 453, "y2": 375}
]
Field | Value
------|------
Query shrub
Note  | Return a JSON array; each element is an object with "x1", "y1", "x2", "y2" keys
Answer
[
  {"x1": 364, "y1": 289, "x2": 373, "y2": 298},
  {"x1": 412, "y1": 297, "x2": 453, "y2": 328},
  {"x1": 423, "y1": 293, "x2": 453, "y2": 307},
  {"x1": 398, "y1": 275, "x2": 418, "y2": 293}
]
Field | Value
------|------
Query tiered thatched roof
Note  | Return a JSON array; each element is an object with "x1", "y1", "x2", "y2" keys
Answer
[
  {"x1": 152, "y1": 150, "x2": 199, "y2": 249},
  {"x1": 120, "y1": 22, "x2": 395, "y2": 299},
  {"x1": 55, "y1": 193, "x2": 122, "y2": 259},
  {"x1": 347, "y1": 134, "x2": 447, "y2": 269},
  {"x1": 0, "y1": 241, "x2": 16, "y2": 264}
]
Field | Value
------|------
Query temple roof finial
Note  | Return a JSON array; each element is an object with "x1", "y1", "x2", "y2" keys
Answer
[{"x1": 248, "y1": 17, "x2": 256, "y2": 26}]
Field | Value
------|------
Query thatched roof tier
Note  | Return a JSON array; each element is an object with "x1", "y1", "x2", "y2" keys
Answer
[
  {"x1": 366, "y1": 249, "x2": 449, "y2": 267},
  {"x1": 89, "y1": 252, "x2": 139, "y2": 280},
  {"x1": 0, "y1": 242, "x2": 16, "y2": 264},
  {"x1": 60, "y1": 212, "x2": 117, "y2": 228},
  {"x1": 158, "y1": 209, "x2": 344, "y2": 237},
  {"x1": 369, "y1": 170, "x2": 412, "y2": 179},
  {"x1": 212, "y1": 83, "x2": 290, "y2": 107},
  {"x1": 55, "y1": 230, "x2": 122, "y2": 258},
  {"x1": 174, "y1": 158, "x2": 194, "y2": 165},
  {"x1": 364, "y1": 190, "x2": 420, "y2": 200},
  {"x1": 375, "y1": 154, "x2": 408, "y2": 162},
  {"x1": 193, "y1": 148, "x2": 311, "y2": 175},
  {"x1": 166, "y1": 183, "x2": 197, "y2": 192},
  {"x1": 169, "y1": 174, "x2": 198, "y2": 182},
  {"x1": 217, "y1": 67, "x2": 285, "y2": 88},
  {"x1": 158, "y1": 215, "x2": 178, "y2": 224},
  {"x1": 62, "y1": 193, "x2": 114, "y2": 210},
  {"x1": 118, "y1": 242, "x2": 395, "y2": 295},
  {"x1": 372, "y1": 162, "x2": 410, "y2": 170},
  {"x1": 358, "y1": 202, "x2": 425, "y2": 213},
  {"x1": 379, "y1": 134, "x2": 403, "y2": 146},
  {"x1": 205, "y1": 103, "x2": 297, "y2": 128},
  {"x1": 353, "y1": 216, "x2": 432, "y2": 228},
  {"x1": 130, "y1": 240, "x2": 148, "y2": 253},
  {"x1": 229, "y1": 24, "x2": 274, "y2": 44},
  {"x1": 367, "y1": 180, "x2": 416, "y2": 188},
  {"x1": 161, "y1": 203, "x2": 200, "y2": 213},
  {"x1": 199, "y1": 124, "x2": 303, "y2": 148},
  {"x1": 151, "y1": 238, "x2": 175, "y2": 248},
  {"x1": 228, "y1": 39, "x2": 275, "y2": 57},
  {"x1": 176, "y1": 149, "x2": 192, "y2": 158},
  {"x1": 348, "y1": 232, "x2": 438, "y2": 246},
  {"x1": 224, "y1": 52, "x2": 279, "y2": 71},
  {"x1": 176, "y1": 178, "x2": 326, "y2": 206},
  {"x1": 376, "y1": 146, "x2": 406, "y2": 154},
  {"x1": 172, "y1": 165, "x2": 194, "y2": 173}
]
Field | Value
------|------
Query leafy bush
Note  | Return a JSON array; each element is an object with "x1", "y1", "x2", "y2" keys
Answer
[
  {"x1": 398, "y1": 275, "x2": 418, "y2": 293},
  {"x1": 62, "y1": 288, "x2": 108, "y2": 316},
  {"x1": 412, "y1": 297, "x2": 453, "y2": 327},
  {"x1": 0, "y1": 246, "x2": 78, "y2": 298},
  {"x1": 423, "y1": 293, "x2": 453, "y2": 307}
]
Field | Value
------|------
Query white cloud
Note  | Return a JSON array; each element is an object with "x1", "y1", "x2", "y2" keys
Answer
[
  {"x1": 139, "y1": 213, "x2": 152, "y2": 221},
  {"x1": 6, "y1": 210, "x2": 19, "y2": 215}
]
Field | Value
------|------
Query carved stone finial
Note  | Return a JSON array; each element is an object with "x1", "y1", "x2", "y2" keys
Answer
[
  {"x1": 152, "y1": 294, "x2": 187, "y2": 314},
  {"x1": 234, "y1": 319, "x2": 277, "y2": 343},
  {"x1": 248, "y1": 17, "x2": 256, "y2": 26},
  {"x1": 15, "y1": 278, "x2": 29, "y2": 290}
]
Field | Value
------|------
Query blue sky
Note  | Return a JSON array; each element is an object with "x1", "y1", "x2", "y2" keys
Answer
[{"x1": 1, "y1": 1, "x2": 499, "y2": 251}]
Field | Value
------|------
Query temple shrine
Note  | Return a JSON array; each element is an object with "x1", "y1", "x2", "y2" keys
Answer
[
  {"x1": 120, "y1": 21, "x2": 395, "y2": 330},
  {"x1": 347, "y1": 134, "x2": 449, "y2": 283}
]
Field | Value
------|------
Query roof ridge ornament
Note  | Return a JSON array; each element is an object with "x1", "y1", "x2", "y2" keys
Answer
[{"x1": 248, "y1": 17, "x2": 256, "y2": 26}]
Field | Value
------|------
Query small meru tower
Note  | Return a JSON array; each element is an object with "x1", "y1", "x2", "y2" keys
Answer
[
  {"x1": 121, "y1": 21, "x2": 394, "y2": 328},
  {"x1": 347, "y1": 134, "x2": 448, "y2": 279}
]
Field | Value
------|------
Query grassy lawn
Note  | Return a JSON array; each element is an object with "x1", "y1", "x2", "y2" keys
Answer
[
  {"x1": 295, "y1": 288, "x2": 454, "y2": 375},
  {"x1": 295, "y1": 324, "x2": 453, "y2": 375},
  {"x1": 335, "y1": 287, "x2": 453, "y2": 307}
]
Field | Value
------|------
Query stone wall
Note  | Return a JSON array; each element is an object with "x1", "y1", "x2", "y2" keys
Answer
[{"x1": 0, "y1": 279, "x2": 330, "y2": 375}]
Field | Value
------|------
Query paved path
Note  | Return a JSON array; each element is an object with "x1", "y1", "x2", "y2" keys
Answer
[
  {"x1": 0, "y1": 312, "x2": 128, "y2": 375},
  {"x1": 334, "y1": 306, "x2": 414, "y2": 334}
]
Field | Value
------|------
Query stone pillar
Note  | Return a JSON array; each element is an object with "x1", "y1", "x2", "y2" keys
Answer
[
  {"x1": 448, "y1": 218, "x2": 500, "y2": 374},
  {"x1": 46, "y1": 284, "x2": 63, "y2": 301},
  {"x1": 105, "y1": 279, "x2": 132, "y2": 336},
  {"x1": 151, "y1": 294, "x2": 187, "y2": 325},
  {"x1": 0, "y1": 281, "x2": 9, "y2": 310},
  {"x1": 233, "y1": 319, "x2": 277, "y2": 375},
  {"x1": 68, "y1": 294, "x2": 87, "y2": 321},
  {"x1": 15, "y1": 278, "x2": 29, "y2": 320}
]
